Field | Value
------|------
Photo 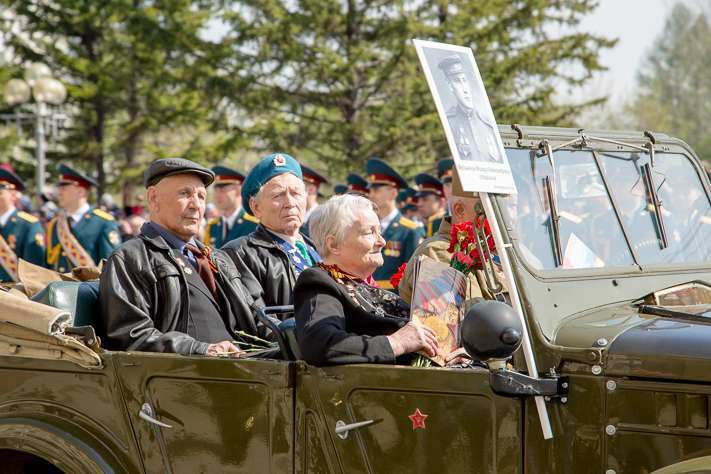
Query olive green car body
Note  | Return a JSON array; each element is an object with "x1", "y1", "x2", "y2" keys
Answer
[{"x1": 1, "y1": 126, "x2": 710, "y2": 473}]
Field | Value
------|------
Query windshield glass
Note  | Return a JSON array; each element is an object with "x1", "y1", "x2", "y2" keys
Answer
[
  {"x1": 599, "y1": 151, "x2": 711, "y2": 265},
  {"x1": 500, "y1": 147, "x2": 711, "y2": 271},
  {"x1": 500, "y1": 148, "x2": 633, "y2": 270}
]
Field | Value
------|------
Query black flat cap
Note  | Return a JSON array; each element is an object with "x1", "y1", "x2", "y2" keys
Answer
[{"x1": 144, "y1": 158, "x2": 215, "y2": 187}]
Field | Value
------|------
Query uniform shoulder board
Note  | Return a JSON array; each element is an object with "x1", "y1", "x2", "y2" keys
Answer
[
  {"x1": 17, "y1": 211, "x2": 39, "y2": 223},
  {"x1": 243, "y1": 212, "x2": 259, "y2": 223},
  {"x1": 399, "y1": 216, "x2": 419, "y2": 230},
  {"x1": 92, "y1": 209, "x2": 115, "y2": 221},
  {"x1": 207, "y1": 217, "x2": 220, "y2": 226}
]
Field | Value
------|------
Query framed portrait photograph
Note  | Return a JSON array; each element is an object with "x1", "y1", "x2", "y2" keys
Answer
[{"x1": 413, "y1": 39, "x2": 517, "y2": 195}]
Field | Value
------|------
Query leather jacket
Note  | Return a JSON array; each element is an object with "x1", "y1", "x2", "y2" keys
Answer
[
  {"x1": 100, "y1": 224, "x2": 258, "y2": 355},
  {"x1": 222, "y1": 225, "x2": 314, "y2": 311}
]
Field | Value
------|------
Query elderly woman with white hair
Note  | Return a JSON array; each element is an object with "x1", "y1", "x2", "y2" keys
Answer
[{"x1": 294, "y1": 194, "x2": 440, "y2": 366}]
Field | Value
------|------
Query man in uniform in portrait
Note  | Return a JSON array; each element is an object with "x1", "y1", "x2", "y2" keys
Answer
[
  {"x1": 366, "y1": 158, "x2": 424, "y2": 289},
  {"x1": 415, "y1": 173, "x2": 447, "y2": 238},
  {"x1": 0, "y1": 168, "x2": 45, "y2": 281},
  {"x1": 204, "y1": 165, "x2": 258, "y2": 248},
  {"x1": 46, "y1": 164, "x2": 121, "y2": 273},
  {"x1": 438, "y1": 54, "x2": 503, "y2": 163}
]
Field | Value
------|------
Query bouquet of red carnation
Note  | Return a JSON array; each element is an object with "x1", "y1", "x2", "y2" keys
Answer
[
  {"x1": 390, "y1": 262, "x2": 407, "y2": 289},
  {"x1": 448, "y1": 217, "x2": 495, "y2": 275}
]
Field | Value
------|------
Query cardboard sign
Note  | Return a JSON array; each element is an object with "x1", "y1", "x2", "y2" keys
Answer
[{"x1": 413, "y1": 39, "x2": 516, "y2": 195}]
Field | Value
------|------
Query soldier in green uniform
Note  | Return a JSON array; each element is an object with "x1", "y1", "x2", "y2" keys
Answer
[
  {"x1": 397, "y1": 187, "x2": 420, "y2": 222},
  {"x1": 415, "y1": 173, "x2": 447, "y2": 238},
  {"x1": 46, "y1": 164, "x2": 121, "y2": 272},
  {"x1": 0, "y1": 168, "x2": 45, "y2": 281},
  {"x1": 301, "y1": 165, "x2": 329, "y2": 236},
  {"x1": 204, "y1": 166, "x2": 258, "y2": 248},
  {"x1": 333, "y1": 184, "x2": 348, "y2": 196},
  {"x1": 438, "y1": 55, "x2": 503, "y2": 163},
  {"x1": 366, "y1": 158, "x2": 424, "y2": 289},
  {"x1": 437, "y1": 158, "x2": 455, "y2": 203},
  {"x1": 346, "y1": 173, "x2": 369, "y2": 197}
]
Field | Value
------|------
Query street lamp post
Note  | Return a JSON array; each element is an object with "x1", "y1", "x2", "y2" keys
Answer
[{"x1": 2, "y1": 62, "x2": 67, "y2": 197}]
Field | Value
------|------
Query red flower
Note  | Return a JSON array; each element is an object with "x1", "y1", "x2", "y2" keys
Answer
[
  {"x1": 390, "y1": 262, "x2": 407, "y2": 289},
  {"x1": 448, "y1": 217, "x2": 496, "y2": 275}
]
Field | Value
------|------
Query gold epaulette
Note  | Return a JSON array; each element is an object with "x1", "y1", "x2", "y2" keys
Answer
[
  {"x1": 243, "y1": 212, "x2": 259, "y2": 223},
  {"x1": 17, "y1": 211, "x2": 38, "y2": 223},
  {"x1": 399, "y1": 216, "x2": 419, "y2": 230},
  {"x1": 92, "y1": 209, "x2": 115, "y2": 221}
]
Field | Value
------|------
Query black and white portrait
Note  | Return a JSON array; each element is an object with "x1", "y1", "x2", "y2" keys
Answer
[{"x1": 414, "y1": 39, "x2": 516, "y2": 194}]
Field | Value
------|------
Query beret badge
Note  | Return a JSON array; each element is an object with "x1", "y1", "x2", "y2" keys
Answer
[{"x1": 273, "y1": 154, "x2": 286, "y2": 166}]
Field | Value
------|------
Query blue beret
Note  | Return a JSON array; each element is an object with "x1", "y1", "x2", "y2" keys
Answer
[{"x1": 241, "y1": 153, "x2": 302, "y2": 214}]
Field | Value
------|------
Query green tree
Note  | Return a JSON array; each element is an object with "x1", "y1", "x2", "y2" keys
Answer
[
  {"x1": 625, "y1": 3, "x2": 711, "y2": 163},
  {"x1": 1, "y1": 0, "x2": 229, "y2": 203},
  {"x1": 220, "y1": 0, "x2": 614, "y2": 180}
]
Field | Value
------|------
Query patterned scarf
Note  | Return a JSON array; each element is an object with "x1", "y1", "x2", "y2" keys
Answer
[{"x1": 318, "y1": 262, "x2": 379, "y2": 288}]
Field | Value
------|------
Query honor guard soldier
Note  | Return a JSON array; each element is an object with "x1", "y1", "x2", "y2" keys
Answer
[
  {"x1": 301, "y1": 165, "x2": 329, "y2": 236},
  {"x1": 0, "y1": 168, "x2": 45, "y2": 281},
  {"x1": 415, "y1": 173, "x2": 447, "y2": 238},
  {"x1": 366, "y1": 158, "x2": 424, "y2": 289},
  {"x1": 437, "y1": 158, "x2": 455, "y2": 203},
  {"x1": 438, "y1": 55, "x2": 503, "y2": 163},
  {"x1": 397, "y1": 187, "x2": 420, "y2": 222},
  {"x1": 204, "y1": 165, "x2": 258, "y2": 248},
  {"x1": 346, "y1": 173, "x2": 369, "y2": 197},
  {"x1": 333, "y1": 184, "x2": 348, "y2": 196},
  {"x1": 46, "y1": 164, "x2": 121, "y2": 272}
]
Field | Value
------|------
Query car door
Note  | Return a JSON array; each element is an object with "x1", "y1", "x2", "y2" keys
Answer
[
  {"x1": 114, "y1": 352, "x2": 294, "y2": 474},
  {"x1": 295, "y1": 363, "x2": 522, "y2": 474}
]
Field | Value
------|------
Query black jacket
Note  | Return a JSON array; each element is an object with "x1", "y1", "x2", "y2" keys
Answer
[
  {"x1": 294, "y1": 266, "x2": 410, "y2": 366},
  {"x1": 222, "y1": 225, "x2": 315, "y2": 310},
  {"x1": 100, "y1": 224, "x2": 258, "y2": 355}
]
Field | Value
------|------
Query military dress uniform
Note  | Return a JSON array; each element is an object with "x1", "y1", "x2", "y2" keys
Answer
[
  {"x1": 205, "y1": 166, "x2": 258, "y2": 248},
  {"x1": 46, "y1": 164, "x2": 121, "y2": 272},
  {"x1": 205, "y1": 209, "x2": 258, "y2": 248},
  {"x1": 438, "y1": 55, "x2": 502, "y2": 163},
  {"x1": 301, "y1": 165, "x2": 329, "y2": 237},
  {"x1": 346, "y1": 173, "x2": 369, "y2": 197},
  {"x1": 415, "y1": 173, "x2": 447, "y2": 238},
  {"x1": 365, "y1": 158, "x2": 425, "y2": 289},
  {"x1": 0, "y1": 169, "x2": 45, "y2": 282}
]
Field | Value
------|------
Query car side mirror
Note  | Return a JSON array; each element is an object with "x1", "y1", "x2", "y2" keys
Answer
[
  {"x1": 460, "y1": 300, "x2": 522, "y2": 369},
  {"x1": 461, "y1": 301, "x2": 568, "y2": 400}
]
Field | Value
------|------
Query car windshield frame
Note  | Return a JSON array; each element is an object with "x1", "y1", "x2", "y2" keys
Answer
[{"x1": 495, "y1": 139, "x2": 711, "y2": 279}]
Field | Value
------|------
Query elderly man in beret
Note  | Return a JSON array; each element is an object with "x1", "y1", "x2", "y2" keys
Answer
[
  {"x1": 222, "y1": 153, "x2": 321, "y2": 311},
  {"x1": 100, "y1": 158, "x2": 257, "y2": 356}
]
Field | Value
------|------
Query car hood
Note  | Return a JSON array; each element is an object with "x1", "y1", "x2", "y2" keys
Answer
[{"x1": 554, "y1": 302, "x2": 711, "y2": 383}]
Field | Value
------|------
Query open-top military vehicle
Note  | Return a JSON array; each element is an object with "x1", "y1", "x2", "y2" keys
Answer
[{"x1": 1, "y1": 125, "x2": 710, "y2": 473}]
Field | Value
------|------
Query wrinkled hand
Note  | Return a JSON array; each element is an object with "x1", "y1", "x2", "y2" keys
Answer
[
  {"x1": 206, "y1": 340, "x2": 245, "y2": 358},
  {"x1": 387, "y1": 321, "x2": 439, "y2": 358},
  {"x1": 444, "y1": 347, "x2": 472, "y2": 367}
]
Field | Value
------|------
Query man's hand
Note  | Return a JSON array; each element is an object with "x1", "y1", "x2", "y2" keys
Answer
[
  {"x1": 206, "y1": 340, "x2": 245, "y2": 358},
  {"x1": 387, "y1": 321, "x2": 439, "y2": 358}
]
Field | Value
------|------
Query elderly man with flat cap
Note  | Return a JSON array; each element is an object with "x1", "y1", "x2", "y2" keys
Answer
[
  {"x1": 222, "y1": 153, "x2": 321, "y2": 311},
  {"x1": 46, "y1": 164, "x2": 121, "y2": 273},
  {"x1": 100, "y1": 158, "x2": 257, "y2": 356}
]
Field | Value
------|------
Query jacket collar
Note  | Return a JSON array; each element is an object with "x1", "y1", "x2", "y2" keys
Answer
[
  {"x1": 139, "y1": 221, "x2": 205, "y2": 252},
  {"x1": 247, "y1": 224, "x2": 316, "y2": 250}
]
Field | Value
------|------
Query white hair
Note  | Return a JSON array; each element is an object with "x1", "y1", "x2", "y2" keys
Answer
[{"x1": 309, "y1": 194, "x2": 377, "y2": 258}]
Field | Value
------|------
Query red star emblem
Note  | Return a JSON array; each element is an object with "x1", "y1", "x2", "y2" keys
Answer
[{"x1": 408, "y1": 408, "x2": 428, "y2": 430}]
